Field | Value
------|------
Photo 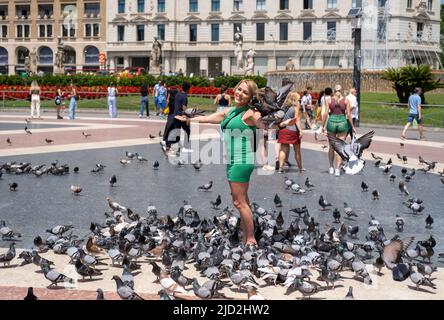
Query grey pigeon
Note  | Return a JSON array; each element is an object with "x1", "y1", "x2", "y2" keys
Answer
[
  {"x1": 112, "y1": 275, "x2": 144, "y2": 300},
  {"x1": 75, "y1": 258, "x2": 102, "y2": 280},
  {"x1": 41, "y1": 264, "x2": 75, "y2": 288},
  {"x1": 0, "y1": 242, "x2": 16, "y2": 266},
  {"x1": 343, "y1": 286, "x2": 354, "y2": 300},
  {"x1": 24, "y1": 287, "x2": 38, "y2": 300},
  {"x1": 96, "y1": 288, "x2": 105, "y2": 300}
]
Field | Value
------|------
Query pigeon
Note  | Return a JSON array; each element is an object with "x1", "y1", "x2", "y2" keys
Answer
[
  {"x1": 41, "y1": 264, "x2": 75, "y2": 288},
  {"x1": 149, "y1": 134, "x2": 156, "y2": 139},
  {"x1": 305, "y1": 177, "x2": 314, "y2": 189},
  {"x1": 73, "y1": 167, "x2": 79, "y2": 173},
  {"x1": 192, "y1": 278, "x2": 216, "y2": 299},
  {"x1": 425, "y1": 215, "x2": 434, "y2": 229},
  {"x1": 347, "y1": 225, "x2": 359, "y2": 238},
  {"x1": 410, "y1": 271, "x2": 436, "y2": 290},
  {"x1": 6, "y1": 137, "x2": 12, "y2": 145},
  {"x1": 9, "y1": 182, "x2": 18, "y2": 191},
  {"x1": 153, "y1": 160, "x2": 159, "y2": 169},
  {"x1": 75, "y1": 258, "x2": 102, "y2": 280},
  {"x1": 120, "y1": 159, "x2": 131, "y2": 165},
  {"x1": 211, "y1": 195, "x2": 221, "y2": 209},
  {"x1": 23, "y1": 287, "x2": 38, "y2": 300},
  {"x1": 381, "y1": 237, "x2": 414, "y2": 270},
  {"x1": 0, "y1": 242, "x2": 16, "y2": 266},
  {"x1": 398, "y1": 180, "x2": 409, "y2": 196},
  {"x1": 96, "y1": 288, "x2": 105, "y2": 300},
  {"x1": 183, "y1": 107, "x2": 206, "y2": 118},
  {"x1": 197, "y1": 181, "x2": 213, "y2": 191},
  {"x1": 70, "y1": 185, "x2": 82, "y2": 195},
  {"x1": 389, "y1": 174, "x2": 396, "y2": 182},
  {"x1": 91, "y1": 163, "x2": 106, "y2": 173},
  {"x1": 372, "y1": 190, "x2": 379, "y2": 200},
  {"x1": 82, "y1": 131, "x2": 92, "y2": 138},
  {"x1": 284, "y1": 177, "x2": 294, "y2": 189},
  {"x1": 158, "y1": 130, "x2": 163, "y2": 137},
  {"x1": 247, "y1": 287, "x2": 265, "y2": 300},
  {"x1": 318, "y1": 195, "x2": 332, "y2": 211},
  {"x1": 274, "y1": 194, "x2": 282, "y2": 207},
  {"x1": 112, "y1": 275, "x2": 144, "y2": 300},
  {"x1": 46, "y1": 224, "x2": 73, "y2": 236},
  {"x1": 327, "y1": 131, "x2": 374, "y2": 175},
  {"x1": 371, "y1": 153, "x2": 383, "y2": 160},
  {"x1": 361, "y1": 181, "x2": 368, "y2": 192},
  {"x1": 395, "y1": 215, "x2": 405, "y2": 232},
  {"x1": 45, "y1": 138, "x2": 54, "y2": 144},
  {"x1": 25, "y1": 126, "x2": 32, "y2": 134},
  {"x1": 343, "y1": 286, "x2": 354, "y2": 300},
  {"x1": 343, "y1": 203, "x2": 358, "y2": 219},
  {"x1": 109, "y1": 175, "x2": 117, "y2": 187},
  {"x1": 416, "y1": 262, "x2": 437, "y2": 278},
  {"x1": 193, "y1": 160, "x2": 202, "y2": 170},
  {"x1": 332, "y1": 208, "x2": 341, "y2": 223},
  {"x1": 137, "y1": 154, "x2": 148, "y2": 162}
]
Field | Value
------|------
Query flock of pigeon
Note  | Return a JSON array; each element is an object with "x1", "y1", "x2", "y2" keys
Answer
[{"x1": 1, "y1": 136, "x2": 443, "y2": 300}]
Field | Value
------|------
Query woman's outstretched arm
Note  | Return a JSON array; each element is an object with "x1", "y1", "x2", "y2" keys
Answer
[{"x1": 175, "y1": 108, "x2": 230, "y2": 124}]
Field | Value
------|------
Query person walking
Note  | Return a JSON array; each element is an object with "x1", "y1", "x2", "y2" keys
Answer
[
  {"x1": 214, "y1": 84, "x2": 231, "y2": 113},
  {"x1": 321, "y1": 84, "x2": 356, "y2": 177},
  {"x1": 152, "y1": 80, "x2": 162, "y2": 116},
  {"x1": 157, "y1": 81, "x2": 168, "y2": 119},
  {"x1": 55, "y1": 84, "x2": 65, "y2": 119},
  {"x1": 277, "y1": 87, "x2": 304, "y2": 173},
  {"x1": 175, "y1": 79, "x2": 296, "y2": 246},
  {"x1": 29, "y1": 80, "x2": 42, "y2": 119},
  {"x1": 139, "y1": 82, "x2": 149, "y2": 118},
  {"x1": 107, "y1": 82, "x2": 118, "y2": 118},
  {"x1": 161, "y1": 86, "x2": 179, "y2": 152},
  {"x1": 68, "y1": 84, "x2": 78, "y2": 120},
  {"x1": 401, "y1": 87, "x2": 424, "y2": 140},
  {"x1": 300, "y1": 87, "x2": 314, "y2": 130},
  {"x1": 346, "y1": 87, "x2": 359, "y2": 127}
]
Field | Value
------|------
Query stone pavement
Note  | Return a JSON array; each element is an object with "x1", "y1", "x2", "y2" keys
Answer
[{"x1": 0, "y1": 110, "x2": 443, "y2": 300}]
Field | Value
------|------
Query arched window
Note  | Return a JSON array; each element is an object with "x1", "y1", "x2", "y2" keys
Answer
[
  {"x1": 38, "y1": 46, "x2": 53, "y2": 65},
  {"x1": 64, "y1": 46, "x2": 76, "y2": 65},
  {"x1": 0, "y1": 47, "x2": 8, "y2": 65},
  {"x1": 16, "y1": 47, "x2": 29, "y2": 64},
  {"x1": 84, "y1": 46, "x2": 99, "y2": 64}
]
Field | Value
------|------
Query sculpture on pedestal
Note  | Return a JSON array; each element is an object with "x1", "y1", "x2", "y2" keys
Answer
[
  {"x1": 234, "y1": 27, "x2": 244, "y2": 72},
  {"x1": 55, "y1": 37, "x2": 66, "y2": 74},
  {"x1": 285, "y1": 57, "x2": 296, "y2": 71},
  {"x1": 150, "y1": 36, "x2": 162, "y2": 74},
  {"x1": 244, "y1": 48, "x2": 256, "y2": 76},
  {"x1": 28, "y1": 47, "x2": 39, "y2": 75}
]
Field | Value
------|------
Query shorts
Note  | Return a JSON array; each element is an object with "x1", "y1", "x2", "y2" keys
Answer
[
  {"x1": 154, "y1": 96, "x2": 159, "y2": 106},
  {"x1": 158, "y1": 100, "x2": 166, "y2": 110},
  {"x1": 226, "y1": 164, "x2": 255, "y2": 183},
  {"x1": 327, "y1": 114, "x2": 350, "y2": 134},
  {"x1": 407, "y1": 113, "x2": 422, "y2": 125},
  {"x1": 277, "y1": 128, "x2": 301, "y2": 145}
]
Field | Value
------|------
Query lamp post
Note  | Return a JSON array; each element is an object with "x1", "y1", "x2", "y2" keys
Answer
[
  {"x1": 270, "y1": 33, "x2": 276, "y2": 71},
  {"x1": 348, "y1": 8, "x2": 362, "y2": 127}
]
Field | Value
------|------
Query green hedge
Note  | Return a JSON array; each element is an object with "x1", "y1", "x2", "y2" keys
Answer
[{"x1": 0, "y1": 74, "x2": 267, "y2": 88}]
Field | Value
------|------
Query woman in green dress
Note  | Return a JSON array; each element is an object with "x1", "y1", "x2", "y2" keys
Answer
[{"x1": 175, "y1": 79, "x2": 296, "y2": 247}]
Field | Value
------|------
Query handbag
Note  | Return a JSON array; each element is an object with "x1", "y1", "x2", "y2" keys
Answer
[{"x1": 55, "y1": 96, "x2": 61, "y2": 105}]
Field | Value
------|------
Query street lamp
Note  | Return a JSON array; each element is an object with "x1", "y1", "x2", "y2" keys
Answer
[
  {"x1": 270, "y1": 33, "x2": 276, "y2": 71},
  {"x1": 348, "y1": 7, "x2": 362, "y2": 127}
]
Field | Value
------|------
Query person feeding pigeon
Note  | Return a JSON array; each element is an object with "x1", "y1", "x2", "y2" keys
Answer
[
  {"x1": 321, "y1": 84, "x2": 356, "y2": 176},
  {"x1": 175, "y1": 79, "x2": 296, "y2": 247}
]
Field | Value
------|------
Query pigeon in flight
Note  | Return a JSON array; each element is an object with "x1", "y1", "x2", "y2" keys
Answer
[
  {"x1": 25, "y1": 126, "x2": 32, "y2": 134},
  {"x1": 211, "y1": 195, "x2": 221, "y2": 209},
  {"x1": 109, "y1": 175, "x2": 117, "y2": 187},
  {"x1": 198, "y1": 181, "x2": 213, "y2": 191},
  {"x1": 82, "y1": 131, "x2": 92, "y2": 138},
  {"x1": 327, "y1": 131, "x2": 375, "y2": 174},
  {"x1": 381, "y1": 236, "x2": 414, "y2": 270}
]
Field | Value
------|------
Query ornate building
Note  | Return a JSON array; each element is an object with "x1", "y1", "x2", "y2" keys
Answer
[{"x1": 0, "y1": 0, "x2": 106, "y2": 75}]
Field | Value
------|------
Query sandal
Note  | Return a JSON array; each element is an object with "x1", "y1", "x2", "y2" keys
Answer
[{"x1": 262, "y1": 165, "x2": 275, "y2": 171}]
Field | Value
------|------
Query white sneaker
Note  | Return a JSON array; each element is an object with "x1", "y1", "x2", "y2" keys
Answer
[
  {"x1": 138, "y1": 114, "x2": 142, "y2": 118},
  {"x1": 335, "y1": 169, "x2": 340, "y2": 176},
  {"x1": 160, "y1": 141, "x2": 166, "y2": 147},
  {"x1": 329, "y1": 167, "x2": 334, "y2": 175},
  {"x1": 181, "y1": 148, "x2": 193, "y2": 153}
]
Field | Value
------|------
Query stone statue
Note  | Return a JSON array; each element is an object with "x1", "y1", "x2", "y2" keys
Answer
[
  {"x1": 24, "y1": 56, "x2": 31, "y2": 75},
  {"x1": 55, "y1": 37, "x2": 66, "y2": 70},
  {"x1": 234, "y1": 27, "x2": 244, "y2": 71},
  {"x1": 150, "y1": 36, "x2": 162, "y2": 69},
  {"x1": 285, "y1": 57, "x2": 295, "y2": 71},
  {"x1": 28, "y1": 47, "x2": 39, "y2": 75},
  {"x1": 244, "y1": 48, "x2": 256, "y2": 76}
]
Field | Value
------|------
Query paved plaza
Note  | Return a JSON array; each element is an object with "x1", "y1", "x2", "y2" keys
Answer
[{"x1": 0, "y1": 110, "x2": 443, "y2": 300}]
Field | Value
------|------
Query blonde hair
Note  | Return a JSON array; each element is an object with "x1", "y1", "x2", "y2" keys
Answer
[
  {"x1": 283, "y1": 90, "x2": 300, "y2": 107},
  {"x1": 333, "y1": 84, "x2": 343, "y2": 103},
  {"x1": 234, "y1": 79, "x2": 258, "y2": 102}
]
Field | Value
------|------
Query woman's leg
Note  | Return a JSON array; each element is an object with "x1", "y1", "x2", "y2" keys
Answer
[
  {"x1": 113, "y1": 99, "x2": 117, "y2": 118},
  {"x1": 293, "y1": 143, "x2": 302, "y2": 171},
  {"x1": 229, "y1": 181, "x2": 256, "y2": 245},
  {"x1": 36, "y1": 99, "x2": 41, "y2": 118},
  {"x1": 328, "y1": 132, "x2": 335, "y2": 170},
  {"x1": 279, "y1": 144, "x2": 290, "y2": 172},
  {"x1": 30, "y1": 100, "x2": 35, "y2": 118}
]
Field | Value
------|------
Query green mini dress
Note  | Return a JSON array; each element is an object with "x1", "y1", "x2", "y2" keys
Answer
[{"x1": 220, "y1": 106, "x2": 256, "y2": 183}]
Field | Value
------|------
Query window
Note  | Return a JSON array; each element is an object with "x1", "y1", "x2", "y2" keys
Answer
[
  {"x1": 84, "y1": 3, "x2": 100, "y2": 16},
  {"x1": 118, "y1": 0, "x2": 125, "y2": 13},
  {"x1": 303, "y1": 22, "x2": 312, "y2": 41},
  {"x1": 233, "y1": 0, "x2": 243, "y2": 11},
  {"x1": 417, "y1": 22, "x2": 423, "y2": 39},
  {"x1": 39, "y1": 25, "x2": 45, "y2": 37},
  {"x1": 378, "y1": 0, "x2": 387, "y2": 7},
  {"x1": 279, "y1": 0, "x2": 289, "y2": 10},
  {"x1": 1, "y1": 25, "x2": 7, "y2": 38},
  {"x1": 211, "y1": 0, "x2": 220, "y2": 12},
  {"x1": 300, "y1": 56, "x2": 315, "y2": 67},
  {"x1": 17, "y1": 25, "x2": 30, "y2": 38},
  {"x1": 157, "y1": 24, "x2": 165, "y2": 40},
  {"x1": 38, "y1": 4, "x2": 53, "y2": 18},
  {"x1": 85, "y1": 24, "x2": 98, "y2": 37},
  {"x1": 158, "y1": 0, "x2": 165, "y2": 12},
  {"x1": 211, "y1": 24, "x2": 219, "y2": 42},
  {"x1": 93, "y1": 24, "x2": 99, "y2": 37},
  {"x1": 62, "y1": 24, "x2": 75, "y2": 37},
  {"x1": 427, "y1": 0, "x2": 433, "y2": 11},
  {"x1": 16, "y1": 5, "x2": 30, "y2": 18},
  {"x1": 85, "y1": 24, "x2": 91, "y2": 37},
  {"x1": 324, "y1": 56, "x2": 340, "y2": 68},
  {"x1": 137, "y1": 25, "x2": 144, "y2": 41},
  {"x1": 0, "y1": 6, "x2": 8, "y2": 18},
  {"x1": 256, "y1": 23, "x2": 265, "y2": 41},
  {"x1": 352, "y1": 0, "x2": 362, "y2": 8},
  {"x1": 189, "y1": 24, "x2": 197, "y2": 42},
  {"x1": 117, "y1": 25, "x2": 124, "y2": 41},
  {"x1": 47, "y1": 25, "x2": 52, "y2": 37},
  {"x1": 256, "y1": 0, "x2": 266, "y2": 11},
  {"x1": 327, "y1": 0, "x2": 337, "y2": 9},
  {"x1": 233, "y1": 23, "x2": 242, "y2": 40},
  {"x1": 24, "y1": 25, "x2": 30, "y2": 37},
  {"x1": 189, "y1": 0, "x2": 198, "y2": 12},
  {"x1": 377, "y1": 19, "x2": 386, "y2": 40},
  {"x1": 279, "y1": 22, "x2": 288, "y2": 41},
  {"x1": 137, "y1": 0, "x2": 145, "y2": 12},
  {"x1": 303, "y1": 0, "x2": 313, "y2": 9},
  {"x1": 327, "y1": 21, "x2": 336, "y2": 40},
  {"x1": 407, "y1": 0, "x2": 412, "y2": 8}
]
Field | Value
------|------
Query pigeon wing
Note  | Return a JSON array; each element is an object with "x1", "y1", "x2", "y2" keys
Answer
[
  {"x1": 327, "y1": 134, "x2": 349, "y2": 161},
  {"x1": 275, "y1": 82, "x2": 294, "y2": 107},
  {"x1": 355, "y1": 130, "x2": 375, "y2": 158},
  {"x1": 382, "y1": 240, "x2": 403, "y2": 268}
]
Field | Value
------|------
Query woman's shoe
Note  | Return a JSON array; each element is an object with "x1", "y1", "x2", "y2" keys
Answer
[
  {"x1": 262, "y1": 165, "x2": 275, "y2": 171},
  {"x1": 329, "y1": 167, "x2": 334, "y2": 175}
]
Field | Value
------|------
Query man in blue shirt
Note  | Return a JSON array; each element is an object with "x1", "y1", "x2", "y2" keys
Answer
[{"x1": 401, "y1": 87, "x2": 424, "y2": 140}]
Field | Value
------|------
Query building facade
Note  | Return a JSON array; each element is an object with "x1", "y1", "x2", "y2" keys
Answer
[
  {"x1": 106, "y1": 0, "x2": 442, "y2": 77},
  {"x1": 0, "y1": 0, "x2": 106, "y2": 75}
]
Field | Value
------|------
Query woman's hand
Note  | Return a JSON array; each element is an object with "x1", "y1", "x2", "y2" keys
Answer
[{"x1": 174, "y1": 115, "x2": 189, "y2": 123}]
